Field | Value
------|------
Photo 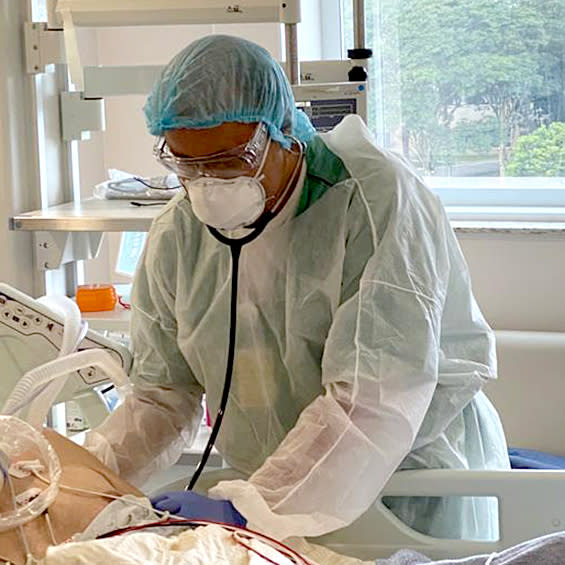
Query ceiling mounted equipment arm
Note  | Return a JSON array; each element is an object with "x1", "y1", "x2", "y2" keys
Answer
[{"x1": 54, "y1": 0, "x2": 301, "y2": 90}]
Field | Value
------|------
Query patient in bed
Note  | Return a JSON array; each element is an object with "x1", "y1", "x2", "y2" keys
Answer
[
  {"x1": 0, "y1": 428, "x2": 337, "y2": 565},
  {"x1": 2, "y1": 428, "x2": 565, "y2": 565},
  {"x1": 0, "y1": 429, "x2": 144, "y2": 565},
  {"x1": 0, "y1": 428, "x2": 334, "y2": 565}
]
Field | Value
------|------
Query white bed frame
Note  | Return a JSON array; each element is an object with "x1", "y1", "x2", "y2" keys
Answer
[{"x1": 313, "y1": 330, "x2": 565, "y2": 560}]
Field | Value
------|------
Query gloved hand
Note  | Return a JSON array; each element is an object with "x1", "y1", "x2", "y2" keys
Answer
[{"x1": 151, "y1": 490, "x2": 247, "y2": 527}]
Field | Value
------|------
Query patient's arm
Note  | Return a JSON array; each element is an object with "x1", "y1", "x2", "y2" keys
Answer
[{"x1": 0, "y1": 429, "x2": 143, "y2": 565}]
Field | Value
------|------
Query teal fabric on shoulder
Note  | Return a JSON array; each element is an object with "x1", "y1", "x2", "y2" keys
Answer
[{"x1": 296, "y1": 135, "x2": 351, "y2": 216}]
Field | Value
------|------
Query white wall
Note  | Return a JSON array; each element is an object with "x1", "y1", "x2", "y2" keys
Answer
[
  {"x1": 0, "y1": 1, "x2": 41, "y2": 294},
  {"x1": 460, "y1": 236, "x2": 565, "y2": 332}
]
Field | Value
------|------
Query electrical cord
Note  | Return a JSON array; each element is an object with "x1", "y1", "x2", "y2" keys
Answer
[
  {"x1": 129, "y1": 201, "x2": 167, "y2": 207},
  {"x1": 107, "y1": 176, "x2": 181, "y2": 192}
]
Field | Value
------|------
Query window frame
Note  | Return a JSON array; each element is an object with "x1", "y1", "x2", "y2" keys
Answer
[{"x1": 322, "y1": 1, "x2": 565, "y2": 219}]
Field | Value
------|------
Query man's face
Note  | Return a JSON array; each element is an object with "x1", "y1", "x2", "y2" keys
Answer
[{"x1": 160, "y1": 121, "x2": 300, "y2": 222}]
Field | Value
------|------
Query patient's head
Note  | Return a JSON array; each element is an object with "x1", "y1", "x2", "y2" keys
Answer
[{"x1": 0, "y1": 428, "x2": 142, "y2": 564}]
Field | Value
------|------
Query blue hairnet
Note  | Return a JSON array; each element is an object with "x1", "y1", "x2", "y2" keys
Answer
[{"x1": 143, "y1": 35, "x2": 316, "y2": 148}]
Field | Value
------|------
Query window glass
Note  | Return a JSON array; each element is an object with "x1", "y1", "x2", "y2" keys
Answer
[{"x1": 343, "y1": 1, "x2": 565, "y2": 190}]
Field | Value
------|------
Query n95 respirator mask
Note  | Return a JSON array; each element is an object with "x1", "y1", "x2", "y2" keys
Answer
[
  {"x1": 183, "y1": 136, "x2": 272, "y2": 231},
  {"x1": 186, "y1": 175, "x2": 267, "y2": 230}
]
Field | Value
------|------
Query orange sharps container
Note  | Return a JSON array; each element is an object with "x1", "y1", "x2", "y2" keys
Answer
[{"x1": 76, "y1": 284, "x2": 117, "y2": 313}]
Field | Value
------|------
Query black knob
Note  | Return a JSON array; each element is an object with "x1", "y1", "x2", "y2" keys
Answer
[
  {"x1": 347, "y1": 48, "x2": 373, "y2": 60},
  {"x1": 348, "y1": 65, "x2": 368, "y2": 82}
]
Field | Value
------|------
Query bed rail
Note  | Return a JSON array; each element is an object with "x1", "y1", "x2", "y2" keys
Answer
[{"x1": 316, "y1": 468, "x2": 565, "y2": 560}]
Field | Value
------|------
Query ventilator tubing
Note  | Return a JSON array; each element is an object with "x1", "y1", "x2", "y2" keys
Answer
[
  {"x1": 3, "y1": 349, "x2": 131, "y2": 428},
  {"x1": 22, "y1": 294, "x2": 88, "y2": 429},
  {"x1": 0, "y1": 416, "x2": 62, "y2": 531},
  {"x1": 37, "y1": 295, "x2": 85, "y2": 357}
]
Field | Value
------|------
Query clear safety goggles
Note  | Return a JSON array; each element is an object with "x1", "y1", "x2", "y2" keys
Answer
[{"x1": 153, "y1": 122, "x2": 270, "y2": 180}]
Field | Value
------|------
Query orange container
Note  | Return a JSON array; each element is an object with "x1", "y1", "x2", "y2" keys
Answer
[{"x1": 76, "y1": 284, "x2": 117, "y2": 313}]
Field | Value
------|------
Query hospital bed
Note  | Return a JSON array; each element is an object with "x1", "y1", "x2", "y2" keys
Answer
[
  {"x1": 147, "y1": 330, "x2": 565, "y2": 561},
  {"x1": 2, "y1": 286, "x2": 565, "y2": 561}
]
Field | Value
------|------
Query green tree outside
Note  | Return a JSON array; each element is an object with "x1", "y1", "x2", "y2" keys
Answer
[
  {"x1": 507, "y1": 122, "x2": 565, "y2": 177},
  {"x1": 354, "y1": 0, "x2": 565, "y2": 177}
]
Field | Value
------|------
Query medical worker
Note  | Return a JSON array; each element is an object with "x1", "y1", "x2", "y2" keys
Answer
[{"x1": 84, "y1": 35, "x2": 510, "y2": 541}]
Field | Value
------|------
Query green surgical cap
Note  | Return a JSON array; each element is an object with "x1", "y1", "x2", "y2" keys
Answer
[{"x1": 143, "y1": 35, "x2": 316, "y2": 148}]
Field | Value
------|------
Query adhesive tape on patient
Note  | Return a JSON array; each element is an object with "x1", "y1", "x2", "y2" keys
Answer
[
  {"x1": 15, "y1": 487, "x2": 42, "y2": 507},
  {"x1": 9, "y1": 459, "x2": 45, "y2": 479}
]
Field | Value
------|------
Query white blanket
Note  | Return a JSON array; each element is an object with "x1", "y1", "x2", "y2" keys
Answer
[
  {"x1": 42, "y1": 497, "x2": 370, "y2": 565},
  {"x1": 46, "y1": 524, "x2": 288, "y2": 564}
]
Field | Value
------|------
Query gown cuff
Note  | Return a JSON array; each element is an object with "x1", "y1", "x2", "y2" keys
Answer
[{"x1": 208, "y1": 479, "x2": 347, "y2": 540}]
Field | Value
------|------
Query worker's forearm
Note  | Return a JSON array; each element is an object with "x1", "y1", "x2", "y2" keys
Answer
[{"x1": 84, "y1": 384, "x2": 203, "y2": 486}]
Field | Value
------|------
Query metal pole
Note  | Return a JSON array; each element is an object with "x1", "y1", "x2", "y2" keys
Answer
[
  {"x1": 47, "y1": 0, "x2": 62, "y2": 28},
  {"x1": 348, "y1": 0, "x2": 372, "y2": 82},
  {"x1": 285, "y1": 23, "x2": 300, "y2": 85},
  {"x1": 353, "y1": 0, "x2": 366, "y2": 50}
]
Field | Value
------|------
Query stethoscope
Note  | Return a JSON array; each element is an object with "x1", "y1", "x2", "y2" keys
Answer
[
  {"x1": 185, "y1": 219, "x2": 270, "y2": 491},
  {"x1": 186, "y1": 140, "x2": 304, "y2": 490}
]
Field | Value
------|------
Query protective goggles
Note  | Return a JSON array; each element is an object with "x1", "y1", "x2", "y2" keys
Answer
[{"x1": 153, "y1": 122, "x2": 270, "y2": 180}]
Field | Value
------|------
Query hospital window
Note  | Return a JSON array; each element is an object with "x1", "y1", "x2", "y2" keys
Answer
[{"x1": 340, "y1": 0, "x2": 565, "y2": 212}]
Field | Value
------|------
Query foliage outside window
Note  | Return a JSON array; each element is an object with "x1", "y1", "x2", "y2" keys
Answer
[{"x1": 343, "y1": 0, "x2": 565, "y2": 182}]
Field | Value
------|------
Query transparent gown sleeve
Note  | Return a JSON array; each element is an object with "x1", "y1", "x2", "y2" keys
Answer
[
  {"x1": 210, "y1": 181, "x2": 450, "y2": 539},
  {"x1": 84, "y1": 382, "x2": 203, "y2": 487},
  {"x1": 84, "y1": 225, "x2": 204, "y2": 487}
]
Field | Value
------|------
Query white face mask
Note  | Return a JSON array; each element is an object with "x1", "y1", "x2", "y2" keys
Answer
[
  {"x1": 184, "y1": 139, "x2": 271, "y2": 231},
  {"x1": 186, "y1": 175, "x2": 267, "y2": 231}
]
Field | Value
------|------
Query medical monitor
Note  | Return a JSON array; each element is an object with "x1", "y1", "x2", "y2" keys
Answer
[{"x1": 292, "y1": 82, "x2": 368, "y2": 132}]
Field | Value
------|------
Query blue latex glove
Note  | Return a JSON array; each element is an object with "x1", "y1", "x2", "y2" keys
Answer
[{"x1": 151, "y1": 490, "x2": 247, "y2": 527}]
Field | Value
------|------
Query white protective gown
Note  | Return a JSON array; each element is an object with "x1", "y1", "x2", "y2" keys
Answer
[{"x1": 85, "y1": 115, "x2": 509, "y2": 542}]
